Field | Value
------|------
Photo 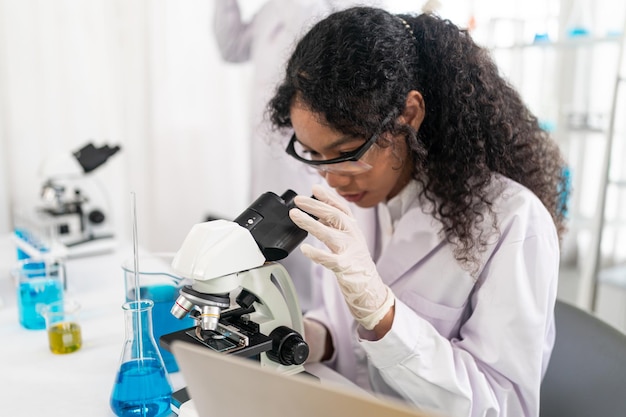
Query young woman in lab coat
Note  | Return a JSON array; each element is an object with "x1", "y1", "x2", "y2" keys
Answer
[{"x1": 268, "y1": 7, "x2": 568, "y2": 417}]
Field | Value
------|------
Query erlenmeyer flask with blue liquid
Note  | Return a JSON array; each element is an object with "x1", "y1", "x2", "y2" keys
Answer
[
  {"x1": 110, "y1": 299, "x2": 172, "y2": 417},
  {"x1": 122, "y1": 255, "x2": 194, "y2": 374}
]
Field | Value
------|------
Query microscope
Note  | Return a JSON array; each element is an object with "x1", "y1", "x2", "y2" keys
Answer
[
  {"x1": 38, "y1": 142, "x2": 121, "y2": 253},
  {"x1": 160, "y1": 190, "x2": 310, "y2": 384},
  {"x1": 13, "y1": 142, "x2": 121, "y2": 259}
]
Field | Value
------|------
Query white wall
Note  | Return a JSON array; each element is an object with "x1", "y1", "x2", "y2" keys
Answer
[
  {"x1": 0, "y1": 0, "x2": 253, "y2": 252},
  {"x1": 0, "y1": 134, "x2": 8, "y2": 234}
]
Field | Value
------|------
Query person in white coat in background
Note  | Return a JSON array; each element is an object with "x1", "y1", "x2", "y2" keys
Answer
[
  {"x1": 268, "y1": 7, "x2": 569, "y2": 417},
  {"x1": 212, "y1": 0, "x2": 382, "y2": 311}
]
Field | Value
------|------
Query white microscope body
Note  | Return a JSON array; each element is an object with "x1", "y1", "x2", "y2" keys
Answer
[
  {"x1": 13, "y1": 142, "x2": 121, "y2": 259},
  {"x1": 163, "y1": 190, "x2": 311, "y2": 417},
  {"x1": 163, "y1": 190, "x2": 310, "y2": 384},
  {"x1": 170, "y1": 219, "x2": 308, "y2": 375}
]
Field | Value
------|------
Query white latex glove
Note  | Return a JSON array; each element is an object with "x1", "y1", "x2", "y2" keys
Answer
[{"x1": 289, "y1": 185, "x2": 395, "y2": 330}]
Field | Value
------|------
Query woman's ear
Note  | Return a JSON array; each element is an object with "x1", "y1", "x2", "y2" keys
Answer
[{"x1": 399, "y1": 90, "x2": 425, "y2": 130}]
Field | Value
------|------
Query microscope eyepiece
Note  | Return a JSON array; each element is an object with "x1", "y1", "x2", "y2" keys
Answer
[
  {"x1": 233, "y1": 189, "x2": 308, "y2": 261},
  {"x1": 280, "y1": 190, "x2": 298, "y2": 210}
]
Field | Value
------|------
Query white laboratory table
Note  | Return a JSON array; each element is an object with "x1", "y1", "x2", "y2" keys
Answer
[{"x1": 0, "y1": 235, "x2": 357, "y2": 416}]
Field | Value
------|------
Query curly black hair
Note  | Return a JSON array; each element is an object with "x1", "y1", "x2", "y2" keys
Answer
[{"x1": 268, "y1": 7, "x2": 568, "y2": 272}]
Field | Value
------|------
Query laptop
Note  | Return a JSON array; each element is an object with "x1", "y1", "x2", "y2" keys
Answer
[{"x1": 171, "y1": 340, "x2": 440, "y2": 417}]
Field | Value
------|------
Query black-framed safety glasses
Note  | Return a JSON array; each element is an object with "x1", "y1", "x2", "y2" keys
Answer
[{"x1": 285, "y1": 114, "x2": 394, "y2": 175}]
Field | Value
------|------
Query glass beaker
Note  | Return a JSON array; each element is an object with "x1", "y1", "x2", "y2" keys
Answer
[
  {"x1": 41, "y1": 299, "x2": 82, "y2": 354},
  {"x1": 110, "y1": 300, "x2": 172, "y2": 417},
  {"x1": 122, "y1": 255, "x2": 194, "y2": 373},
  {"x1": 13, "y1": 258, "x2": 65, "y2": 330}
]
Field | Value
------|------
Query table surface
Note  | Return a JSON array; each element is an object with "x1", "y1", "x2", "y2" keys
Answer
[{"x1": 0, "y1": 235, "x2": 355, "y2": 416}]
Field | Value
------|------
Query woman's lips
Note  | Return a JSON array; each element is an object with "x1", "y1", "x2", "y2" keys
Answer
[{"x1": 340, "y1": 192, "x2": 366, "y2": 203}]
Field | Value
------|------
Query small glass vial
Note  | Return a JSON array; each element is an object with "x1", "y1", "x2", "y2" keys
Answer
[{"x1": 110, "y1": 300, "x2": 172, "y2": 417}]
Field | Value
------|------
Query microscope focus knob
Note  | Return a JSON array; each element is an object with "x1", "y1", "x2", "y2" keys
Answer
[
  {"x1": 88, "y1": 209, "x2": 106, "y2": 224},
  {"x1": 267, "y1": 326, "x2": 309, "y2": 366}
]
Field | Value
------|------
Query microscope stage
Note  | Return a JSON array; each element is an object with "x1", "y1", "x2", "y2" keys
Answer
[{"x1": 160, "y1": 326, "x2": 273, "y2": 358}]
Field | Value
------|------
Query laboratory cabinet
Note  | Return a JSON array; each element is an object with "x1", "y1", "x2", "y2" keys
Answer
[{"x1": 486, "y1": 16, "x2": 626, "y2": 328}]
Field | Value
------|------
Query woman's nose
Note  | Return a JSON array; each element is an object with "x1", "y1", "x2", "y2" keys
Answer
[{"x1": 322, "y1": 171, "x2": 352, "y2": 188}]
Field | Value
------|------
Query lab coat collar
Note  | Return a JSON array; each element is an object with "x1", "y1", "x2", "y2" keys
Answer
[{"x1": 353, "y1": 193, "x2": 445, "y2": 287}]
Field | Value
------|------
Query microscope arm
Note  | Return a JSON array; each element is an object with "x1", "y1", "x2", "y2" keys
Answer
[{"x1": 239, "y1": 262, "x2": 305, "y2": 336}]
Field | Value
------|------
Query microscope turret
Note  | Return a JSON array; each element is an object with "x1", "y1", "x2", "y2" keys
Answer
[{"x1": 160, "y1": 190, "x2": 310, "y2": 375}]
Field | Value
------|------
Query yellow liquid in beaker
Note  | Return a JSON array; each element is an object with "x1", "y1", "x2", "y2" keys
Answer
[{"x1": 48, "y1": 322, "x2": 82, "y2": 354}]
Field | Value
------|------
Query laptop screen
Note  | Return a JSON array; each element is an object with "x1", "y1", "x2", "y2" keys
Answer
[{"x1": 172, "y1": 340, "x2": 439, "y2": 417}]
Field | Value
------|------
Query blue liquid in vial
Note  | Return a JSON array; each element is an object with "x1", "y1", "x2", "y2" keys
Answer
[
  {"x1": 17, "y1": 278, "x2": 64, "y2": 330},
  {"x1": 110, "y1": 358, "x2": 172, "y2": 417},
  {"x1": 128, "y1": 285, "x2": 194, "y2": 373}
]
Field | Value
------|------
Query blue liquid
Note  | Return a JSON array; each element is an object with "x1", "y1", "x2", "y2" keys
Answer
[
  {"x1": 23, "y1": 260, "x2": 47, "y2": 276},
  {"x1": 567, "y1": 27, "x2": 590, "y2": 37},
  {"x1": 110, "y1": 358, "x2": 172, "y2": 417},
  {"x1": 14, "y1": 229, "x2": 30, "y2": 260},
  {"x1": 17, "y1": 278, "x2": 64, "y2": 330},
  {"x1": 128, "y1": 285, "x2": 194, "y2": 373}
]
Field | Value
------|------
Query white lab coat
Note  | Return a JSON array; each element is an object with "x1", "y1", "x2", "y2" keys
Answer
[{"x1": 305, "y1": 176, "x2": 559, "y2": 417}]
